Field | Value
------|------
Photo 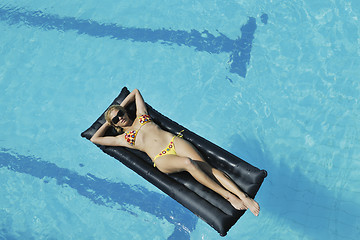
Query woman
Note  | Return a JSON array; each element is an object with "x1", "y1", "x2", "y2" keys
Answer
[{"x1": 90, "y1": 89, "x2": 260, "y2": 216}]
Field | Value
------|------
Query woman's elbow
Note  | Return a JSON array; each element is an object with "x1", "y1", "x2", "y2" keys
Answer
[{"x1": 90, "y1": 137, "x2": 97, "y2": 143}]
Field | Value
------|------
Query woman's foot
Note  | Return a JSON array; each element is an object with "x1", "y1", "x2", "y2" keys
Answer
[
  {"x1": 226, "y1": 194, "x2": 248, "y2": 210},
  {"x1": 240, "y1": 195, "x2": 260, "y2": 216}
]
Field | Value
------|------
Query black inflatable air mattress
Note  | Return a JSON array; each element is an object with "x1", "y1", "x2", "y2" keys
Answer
[{"x1": 81, "y1": 87, "x2": 267, "y2": 236}]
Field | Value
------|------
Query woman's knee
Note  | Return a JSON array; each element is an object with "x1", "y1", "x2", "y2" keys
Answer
[{"x1": 183, "y1": 158, "x2": 198, "y2": 172}]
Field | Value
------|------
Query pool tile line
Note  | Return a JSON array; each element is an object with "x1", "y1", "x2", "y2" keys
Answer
[{"x1": 0, "y1": 5, "x2": 267, "y2": 79}]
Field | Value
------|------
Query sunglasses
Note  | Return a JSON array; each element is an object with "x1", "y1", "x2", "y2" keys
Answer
[{"x1": 111, "y1": 109, "x2": 125, "y2": 124}]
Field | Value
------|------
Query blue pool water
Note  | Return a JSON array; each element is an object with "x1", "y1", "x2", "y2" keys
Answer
[{"x1": 0, "y1": 0, "x2": 359, "y2": 239}]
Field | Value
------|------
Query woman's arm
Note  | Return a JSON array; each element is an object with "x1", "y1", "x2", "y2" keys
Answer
[
  {"x1": 90, "y1": 122, "x2": 122, "y2": 146},
  {"x1": 120, "y1": 89, "x2": 147, "y2": 116}
]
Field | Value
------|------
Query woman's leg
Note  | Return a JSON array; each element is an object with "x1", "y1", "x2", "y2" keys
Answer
[
  {"x1": 154, "y1": 155, "x2": 247, "y2": 210},
  {"x1": 172, "y1": 137, "x2": 260, "y2": 216}
]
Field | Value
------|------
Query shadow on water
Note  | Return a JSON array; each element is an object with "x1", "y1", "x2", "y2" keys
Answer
[
  {"x1": 229, "y1": 134, "x2": 358, "y2": 239},
  {"x1": 0, "y1": 149, "x2": 196, "y2": 240},
  {"x1": 0, "y1": 5, "x2": 267, "y2": 79}
]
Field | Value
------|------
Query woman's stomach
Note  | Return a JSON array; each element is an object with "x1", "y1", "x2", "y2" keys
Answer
[{"x1": 136, "y1": 123, "x2": 175, "y2": 159}]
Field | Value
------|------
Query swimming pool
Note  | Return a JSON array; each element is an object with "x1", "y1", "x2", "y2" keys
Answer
[{"x1": 0, "y1": 0, "x2": 359, "y2": 239}]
